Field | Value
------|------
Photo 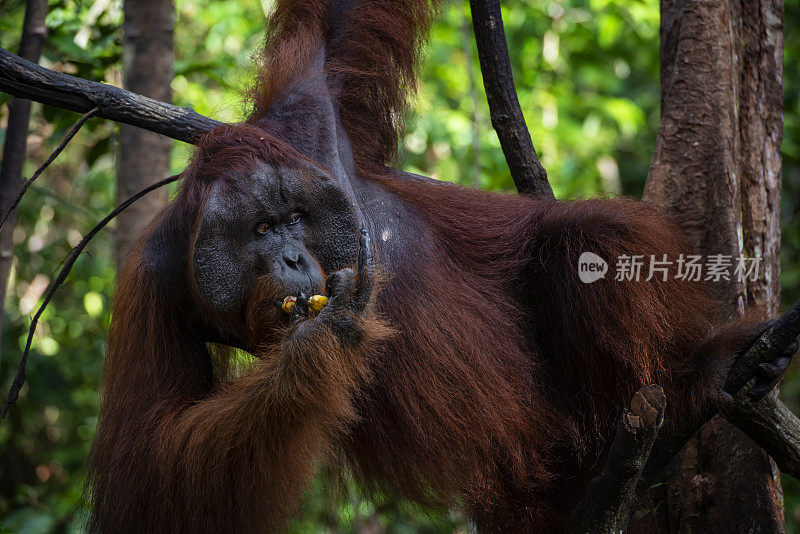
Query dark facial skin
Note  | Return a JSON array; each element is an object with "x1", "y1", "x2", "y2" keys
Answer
[{"x1": 192, "y1": 160, "x2": 360, "y2": 319}]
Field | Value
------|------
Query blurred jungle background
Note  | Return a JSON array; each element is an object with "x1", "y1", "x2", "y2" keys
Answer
[{"x1": 0, "y1": 0, "x2": 799, "y2": 532}]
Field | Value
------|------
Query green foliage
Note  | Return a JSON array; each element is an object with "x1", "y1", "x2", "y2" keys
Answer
[
  {"x1": 408, "y1": 0, "x2": 661, "y2": 198},
  {"x1": 0, "y1": 0, "x2": 798, "y2": 532}
]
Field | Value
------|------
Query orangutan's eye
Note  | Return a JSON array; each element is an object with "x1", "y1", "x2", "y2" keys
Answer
[
  {"x1": 255, "y1": 222, "x2": 270, "y2": 235},
  {"x1": 289, "y1": 213, "x2": 302, "y2": 225}
]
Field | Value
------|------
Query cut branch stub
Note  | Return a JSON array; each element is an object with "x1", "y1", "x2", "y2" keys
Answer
[
  {"x1": 0, "y1": 47, "x2": 220, "y2": 144},
  {"x1": 566, "y1": 384, "x2": 666, "y2": 534}
]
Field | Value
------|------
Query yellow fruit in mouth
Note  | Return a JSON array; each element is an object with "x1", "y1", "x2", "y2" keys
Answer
[
  {"x1": 281, "y1": 295, "x2": 327, "y2": 314},
  {"x1": 308, "y1": 295, "x2": 329, "y2": 312},
  {"x1": 281, "y1": 296, "x2": 296, "y2": 314}
]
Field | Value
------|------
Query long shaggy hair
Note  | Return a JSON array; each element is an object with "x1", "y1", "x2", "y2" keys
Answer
[
  {"x1": 249, "y1": 0, "x2": 441, "y2": 171},
  {"x1": 88, "y1": 1, "x2": 759, "y2": 532}
]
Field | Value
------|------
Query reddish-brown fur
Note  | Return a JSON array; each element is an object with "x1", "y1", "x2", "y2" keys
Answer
[
  {"x1": 250, "y1": 0, "x2": 440, "y2": 171},
  {"x1": 345, "y1": 179, "x2": 753, "y2": 530},
  {"x1": 89, "y1": 1, "x2": 764, "y2": 532}
]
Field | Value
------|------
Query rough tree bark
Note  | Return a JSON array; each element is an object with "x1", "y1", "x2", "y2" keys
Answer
[
  {"x1": 116, "y1": 0, "x2": 174, "y2": 266},
  {"x1": 0, "y1": 0, "x2": 48, "y2": 351},
  {"x1": 633, "y1": 0, "x2": 785, "y2": 531},
  {"x1": 0, "y1": 47, "x2": 219, "y2": 142}
]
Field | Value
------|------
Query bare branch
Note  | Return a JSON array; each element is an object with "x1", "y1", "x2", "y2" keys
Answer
[
  {"x1": 0, "y1": 107, "x2": 99, "y2": 232},
  {"x1": 566, "y1": 385, "x2": 666, "y2": 534},
  {"x1": 2, "y1": 173, "x2": 182, "y2": 418},
  {"x1": 0, "y1": 47, "x2": 220, "y2": 144},
  {"x1": 468, "y1": 0, "x2": 552, "y2": 197}
]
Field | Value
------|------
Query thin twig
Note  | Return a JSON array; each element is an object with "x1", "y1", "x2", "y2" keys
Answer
[
  {"x1": 2, "y1": 173, "x2": 182, "y2": 418},
  {"x1": 0, "y1": 107, "x2": 100, "y2": 232}
]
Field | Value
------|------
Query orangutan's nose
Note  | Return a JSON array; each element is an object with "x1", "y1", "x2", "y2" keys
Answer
[{"x1": 282, "y1": 250, "x2": 302, "y2": 270}]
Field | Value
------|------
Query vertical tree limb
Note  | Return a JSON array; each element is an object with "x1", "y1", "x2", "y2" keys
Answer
[
  {"x1": 636, "y1": 0, "x2": 785, "y2": 529},
  {"x1": 468, "y1": 0, "x2": 552, "y2": 197},
  {"x1": 116, "y1": 0, "x2": 174, "y2": 266},
  {"x1": 0, "y1": 0, "x2": 48, "y2": 358}
]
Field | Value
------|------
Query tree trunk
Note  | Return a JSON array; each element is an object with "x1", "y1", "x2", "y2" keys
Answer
[
  {"x1": 633, "y1": 0, "x2": 784, "y2": 531},
  {"x1": 0, "y1": 0, "x2": 48, "y2": 355},
  {"x1": 117, "y1": 0, "x2": 174, "y2": 267}
]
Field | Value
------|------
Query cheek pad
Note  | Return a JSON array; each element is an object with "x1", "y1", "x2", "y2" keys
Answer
[
  {"x1": 192, "y1": 222, "x2": 253, "y2": 317},
  {"x1": 304, "y1": 182, "x2": 359, "y2": 273}
]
